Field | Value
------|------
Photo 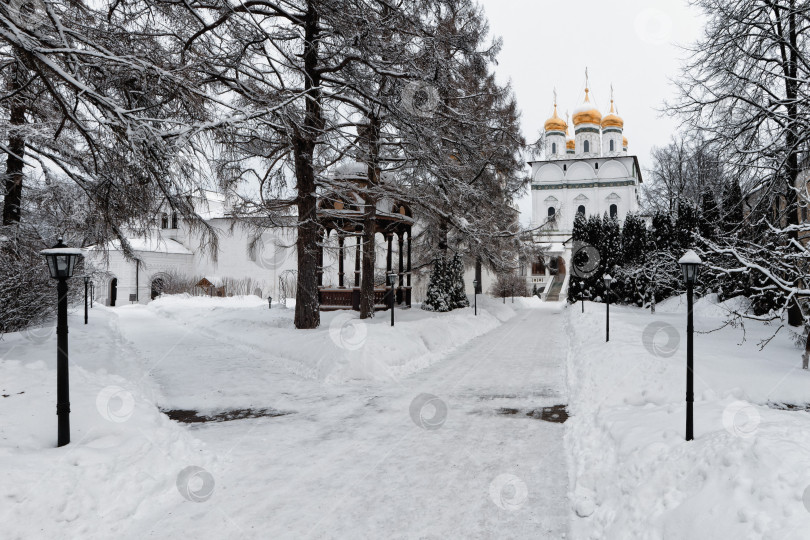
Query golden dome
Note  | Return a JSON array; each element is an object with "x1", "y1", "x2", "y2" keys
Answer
[
  {"x1": 566, "y1": 138, "x2": 575, "y2": 150},
  {"x1": 601, "y1": 99, "x2": 623, "y2": 129},
  {"x1": 544, "y1": 104, "x2": 567, "y2": 132},
  {"x1": 572, "y1": 88, "x2": 602, "y2": 126},
  {"x1": 623, "y1": 136, "x2": 628, "y2": 148}
]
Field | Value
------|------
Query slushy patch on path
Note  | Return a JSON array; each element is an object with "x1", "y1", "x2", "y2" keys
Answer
[
  {"x1": 495, "y1": 404, "x2": 569, "y2": 423},
  {"x1": 161, "y1": 407, "x2": 292, "y2": 423}
]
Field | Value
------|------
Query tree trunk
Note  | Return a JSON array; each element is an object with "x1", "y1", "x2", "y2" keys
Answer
[
  {"x1": 293, "y1": 2, "x2": 322, "y2": 329},
  {"x1": 359, "y1": 116, "x2": 381, "y2": 319},
  {"x1": 2, "y1": 58, "x2": 26, "y2": 226}
]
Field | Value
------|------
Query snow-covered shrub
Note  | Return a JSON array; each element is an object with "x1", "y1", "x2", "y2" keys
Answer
[{"x1": 422, "y1": 257, "x2": 451, "y2": 312}]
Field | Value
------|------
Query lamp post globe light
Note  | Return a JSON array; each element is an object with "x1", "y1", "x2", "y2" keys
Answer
[
  {"x1": 268, "y1": 295, "x2": 272, "y2": 309},
  {"x1": 472, "y1": 279, "x2": 478, "y2": 316},
  {"x1": 41, "y1": 238, "x2": 83, "y2": 447},
  {"x1": 678, "y1": 249, "x2": 702, "y2": 442},
  {"x1": 603, "y1": 273, "x2": 613, "y2": 342}
]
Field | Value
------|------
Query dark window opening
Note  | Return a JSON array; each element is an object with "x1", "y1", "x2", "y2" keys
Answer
[
  {"x1": 171, "y1": 212, "x2": 178, "y2": 229},
  {"x1": 610, "y1": 204, "x2": 618, "y2": 219},
  {"x1": 584, "y1": 140, "x2": 590, "y2": 153},
  {"x1": 161, "y1": 213, "x2": 168, "y2": 229},
  {"x1": 610, "y1": 140, "x2": 614, "y2": 152},
  {"x1": 577, "y1": 205, "x2": 586, "y2": 216},
  {"x1": 551, "y1": 142, "x2": 557, "y2": 155}
]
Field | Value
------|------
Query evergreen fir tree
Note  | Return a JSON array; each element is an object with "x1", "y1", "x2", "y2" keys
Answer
[
  {"x1": 621, "y1": 212, "x2": 646, "y2": 265},
  {"x1": 422, "y1": 257, "x2": 451, "y2": 312},
  {"x1": 675, "y1": 197, "x2": 699, "y2": 248},
  {"x1": 448, "y1": 252, "x2": 470, "y2": 309},
  {"x1": 649, "y1": 211, "x2": 674, "y2": 252},
  {"x1": 601, "y1": 212, "x2": 622, "y2": 270}
]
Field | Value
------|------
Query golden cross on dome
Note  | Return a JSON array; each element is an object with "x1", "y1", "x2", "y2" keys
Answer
[
  {"x1": 553, "y1": 87, "x2": 557, "y2": 107},
  {"x1": 585, "y1": 67, "x2": 589, "y2": 91}
]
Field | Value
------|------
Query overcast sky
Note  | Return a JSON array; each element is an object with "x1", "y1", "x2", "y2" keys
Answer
[{"x1": 476, "y1": 0, "x2": 706, "y2": 223}]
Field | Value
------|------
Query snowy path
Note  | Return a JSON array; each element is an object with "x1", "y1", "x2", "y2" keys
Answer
[{"x1": 117, "y1": 303, "x2": 570, "y2": 539}]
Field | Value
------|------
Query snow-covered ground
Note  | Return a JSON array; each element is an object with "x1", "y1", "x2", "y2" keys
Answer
[
  {"x1": 5, "y1": 290, "x2": 806, "y2": 539},
  {"x1": 566, "y1": 294, "x2": 810, "y2": 539},
  {"x1": 0, "y1": 295, "x2": 570, "y2": 538}
]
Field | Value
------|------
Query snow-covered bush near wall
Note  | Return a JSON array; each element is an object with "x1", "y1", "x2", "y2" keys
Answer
[{"x1": 565, "y1": 294, "x2": 810, "y2": 539}]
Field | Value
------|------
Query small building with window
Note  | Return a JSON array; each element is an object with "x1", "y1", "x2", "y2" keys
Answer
[{"x1": 528, "y1": 81, "x2": 642, "y2": 301}]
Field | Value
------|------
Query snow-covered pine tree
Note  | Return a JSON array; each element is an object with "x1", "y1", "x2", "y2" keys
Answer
[
  {"x1": 422, "y1": 257, "x2": 451, "y2": 312},
  {"x1": 621, "y1": 212, "x2": 646, "y2": 265},
  {"x1": 448, "y1": 252, "x2": 470, "y2": 309}
]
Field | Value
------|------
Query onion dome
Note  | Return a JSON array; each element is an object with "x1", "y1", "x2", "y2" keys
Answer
[
  {"x1": 544, "y1": 104, "x2": 567, "y2": 132},
  {"x1": 572, "y1": 88, "x2": 602, "y2": 126},
  {"x1": 601, "y1": 99, "x2": 623, "y2": 129},
  {"x1": 623, "y1": 136, "x2": 628, "y2": 149},
  {"x1": 602, "y1": 99, "x2": 624, "y2": 129}
]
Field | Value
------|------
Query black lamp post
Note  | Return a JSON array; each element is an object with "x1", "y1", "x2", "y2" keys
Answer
[
  {"x1": 678, "y1": 249, "x2": 702, "y2": 442},
  {"x1": 267, "y1": 295, "x2": 272, "y2": 309},
  {"x1": 603, "y1": 273, "x2": 612, "y2": 342},
  {"x1": 388, "y1": 273, "x2": 396, "y2": 326},
  {"x1": 41, "y1": 239, "x2": 82, "y2": 447},
  {"x1": 473, "y1": 279, "x2": 478, "y2": 316},
  {"x1": 83, "y1": 276, "x2": 89, "y2": 324}
]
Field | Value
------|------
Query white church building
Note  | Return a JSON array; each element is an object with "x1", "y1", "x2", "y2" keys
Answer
[{"x1": 526, "y1": 84, "x2": 642, "y2": 301}]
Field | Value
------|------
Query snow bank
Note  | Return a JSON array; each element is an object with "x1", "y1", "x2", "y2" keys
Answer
[
  {"x1": 0, "y1": 357, "x2": 213, "y2": 538},
  {"x1": 565, "y1": 298, "x2": 810, "y2": 538}
]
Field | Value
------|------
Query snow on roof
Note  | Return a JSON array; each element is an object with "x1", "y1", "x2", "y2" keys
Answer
[
  {"x1": 93, "y1": 237, "x2": 193, "y2": 255},
  {"x1": 194, "y1": 190, "x2": 228, "y2": 220},
  {"x1": 198, "y1": 276, "x2": 224, "y2": 287}
]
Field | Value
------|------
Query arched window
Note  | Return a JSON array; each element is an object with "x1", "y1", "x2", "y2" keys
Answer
[
  {"x1": 577, "y1": 205, "x2": 586, "y2": 216},
  {"x1": 171, "y1": 212, "x2": 178, "y2": 229},
  {"x1": 583, "y1": 140, "x2": 590, "y2": 153},
  {"x1": 594, "y1": 162, "x2": 599, "y2": 170},
  {"x1": 610, "y1": 140, "x2": 614, "y2": 152},
  {"x1": 548, "y1": 207, "x2": 556, "y2": 219},
  {"x1": 551, "y1": 142, "x2": 557, "y2": 155},
  {"x1": 160, "y1": 213, "x2": 168, "y2": 229},
  {"x1": 563, "y1": 164, "x2": 567, "y2": 171},
  {"x1": 610, "y1": 204, "x2": 618, "y2": 219}
]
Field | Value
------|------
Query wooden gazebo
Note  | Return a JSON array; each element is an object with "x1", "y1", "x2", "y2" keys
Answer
[{"x1": 316, "y1": 163, "x2": 413, "y2": 311}]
